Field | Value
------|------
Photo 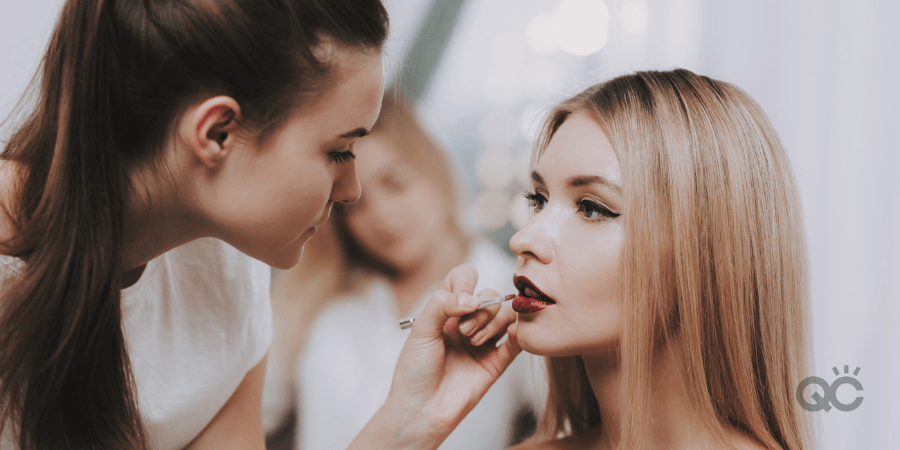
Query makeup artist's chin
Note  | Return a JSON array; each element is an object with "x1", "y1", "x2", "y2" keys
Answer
[{"x1": 265, "y1": 229, "x2": 316, "y2": 270}]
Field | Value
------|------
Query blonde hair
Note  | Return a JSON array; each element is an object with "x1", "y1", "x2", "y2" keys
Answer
[{"x1": 532, "y1": 69, "x2": 813, "y2": 450}]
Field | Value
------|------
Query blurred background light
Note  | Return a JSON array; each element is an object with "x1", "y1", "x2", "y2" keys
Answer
[
  {"x1": 475, "y1": 150, "x2": 515, "y2": 189},
  {"x1": 478, "y1": 110, "x2": 519, "y2": 149},
  {"x1": 521, "y1": 59, "x2": 564, "y2": 99},
  {"x1": 525, "y1": 13, "x2": 559, "y2": 56},
  {"x1": 490, "y1": 31, "x2": 528, "y2": 69},
  {"x1": 620, "y1": 0, "x2": 649, "y2": 36},
  {"x1": 552, "y1": 0, "x2": 610, "y2": 56},
  {"x1": 482, "y1": 69, "x2": 523, "y2": 106},
  {"x1": 473, "y1": 189, "x2": 511, "y2": 231},
  {"x1": 518, "y1": 102, "x2": 547, "y2": 142}
]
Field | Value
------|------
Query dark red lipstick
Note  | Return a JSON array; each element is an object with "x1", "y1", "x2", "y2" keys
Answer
[{"x1": 512, "y1": 276, "x2": 556, "y2": 314}]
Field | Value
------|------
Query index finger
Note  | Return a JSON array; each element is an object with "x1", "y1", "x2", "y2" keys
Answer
[{"x1": 441, "y1": 263, "x2": 479, "y2": 295}]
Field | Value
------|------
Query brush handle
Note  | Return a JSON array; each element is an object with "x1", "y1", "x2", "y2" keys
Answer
[{"x1": 398, "y1": 294, "x2": 515, "y2": 330}]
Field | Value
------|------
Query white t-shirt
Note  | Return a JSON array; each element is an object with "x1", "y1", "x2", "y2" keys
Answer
[
  {"x1": 294, "y1": 241, "x2": 539, "y2": 450},
  {"x1": 0, "y1": 238, "x2": 273, "y2": 450}
]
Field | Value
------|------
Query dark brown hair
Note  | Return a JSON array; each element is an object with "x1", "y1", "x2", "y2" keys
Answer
[{"x1": 0, "y1": 0, "x2": 387, "y2": 448}]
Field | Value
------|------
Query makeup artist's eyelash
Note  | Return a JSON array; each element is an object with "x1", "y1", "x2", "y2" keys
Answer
[
  {"x1": 576, "y1": 198, "x2": 620, "y2": 221},
  {"x1": 329, "y1": 149, "x2": 356, "y2": 164}
]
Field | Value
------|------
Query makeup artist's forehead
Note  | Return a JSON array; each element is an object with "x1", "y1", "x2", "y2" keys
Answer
[{"x1": 535, "y1": 112, "x2": 622, "y2": 186}]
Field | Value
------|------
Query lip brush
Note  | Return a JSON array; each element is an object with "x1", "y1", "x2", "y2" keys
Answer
[{"x1": 398, "y1": 294, "x2": 516, "y2": 330}]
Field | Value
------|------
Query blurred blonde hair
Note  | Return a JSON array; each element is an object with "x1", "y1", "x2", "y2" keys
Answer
[
  {"x1": 333, "y1": 90, "x2": 469, "y2": 276},
  {"x1": 532, "y1": 69, "x2": 814, "y2": 450}
]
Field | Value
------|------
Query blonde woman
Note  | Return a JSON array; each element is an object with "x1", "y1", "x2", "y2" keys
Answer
[{"x1": 507, "y1": 69, "x2": 814, "y2": 450}]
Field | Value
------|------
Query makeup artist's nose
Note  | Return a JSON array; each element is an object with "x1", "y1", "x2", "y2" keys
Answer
[
  {"x1": 332, "y1": 160, "x2": 362, "y2": 204},
  {"x1": 509, "y1": 208, "x2": 554, "y2": 264}
]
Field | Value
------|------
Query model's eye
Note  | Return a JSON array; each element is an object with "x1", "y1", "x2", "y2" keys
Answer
[
  {"x1": 523, "y1": 191, "x2": 547, "y2": 213},
  {"x1": 329, "y1": 149, "x2": 356, "y2": 164},
  {"x1": 576, "y1": 198, "x2": 620, "y2": 220}
]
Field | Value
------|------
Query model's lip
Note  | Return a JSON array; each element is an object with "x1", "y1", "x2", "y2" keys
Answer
[
  {"x1": 512, "y1": 296, "x2": 553, "y2": 313},
  {"x1": 512, "y1": 275, "x2": 556, "y2": 303}
]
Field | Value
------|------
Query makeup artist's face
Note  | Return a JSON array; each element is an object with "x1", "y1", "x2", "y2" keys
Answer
[
  {"x1": 509, "y1": 112, "x2": 625, "y2": 357},
  {"x1": 212, "y1": 49, "x2": 384, "y2": 270},
  {"x1": 344, "y1": 135, "x2": 449, "y2": 274}
]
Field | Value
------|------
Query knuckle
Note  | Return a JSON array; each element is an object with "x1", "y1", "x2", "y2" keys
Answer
[{"x1": 433, "y1": 289, "x2": 453, "y2": 304}]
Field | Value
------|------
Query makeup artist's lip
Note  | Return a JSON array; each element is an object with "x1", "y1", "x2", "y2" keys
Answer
[{"x1": 512, "y1": 275, "x2": 556, "y2": 313}]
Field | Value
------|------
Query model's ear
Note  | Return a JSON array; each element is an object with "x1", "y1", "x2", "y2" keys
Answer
[{"x1": 181, "y1": 96, "x2": 242, "y2": 169}]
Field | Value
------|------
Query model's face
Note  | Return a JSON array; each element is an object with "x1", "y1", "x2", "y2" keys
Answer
[
  {"x1": 344, "y1": 134, "x2": 449, "y2": 274},
  {"x1": 215, "y1": 49, "x2": 384, "y2": 269},
  {"x1": 509, "y1": 112, "x2": 625, "y2": 357}
]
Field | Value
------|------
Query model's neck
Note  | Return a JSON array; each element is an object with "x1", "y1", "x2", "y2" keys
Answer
[{"x1": 581, "y1": 337, "x2": 713, "y2": 450}]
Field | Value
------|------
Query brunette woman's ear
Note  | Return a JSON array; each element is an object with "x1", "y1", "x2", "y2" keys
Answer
[{"x1": 183, "y1": 96, "x2": 242, "y2": 169}]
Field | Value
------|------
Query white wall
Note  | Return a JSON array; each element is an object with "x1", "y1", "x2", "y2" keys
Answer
[{"x1": 0, "y1": 0, "x2": 65, "y2": 129}]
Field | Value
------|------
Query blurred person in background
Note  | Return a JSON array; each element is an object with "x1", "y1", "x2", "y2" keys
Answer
[
  {"x1": 263, "y1": 219, "x2": 351, "y2": 449},
  {"x1": 262, "y1": 92, "x2": 539, "y2": 450}
]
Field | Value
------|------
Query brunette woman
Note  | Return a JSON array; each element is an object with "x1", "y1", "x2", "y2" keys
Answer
[{"x1": 0, "y1": 1, "x2": 519, "y2": 449}]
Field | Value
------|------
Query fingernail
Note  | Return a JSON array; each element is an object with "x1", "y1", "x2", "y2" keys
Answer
[
  {"x1": 458, "y1": 293, "x2": 477, "y2": 307},
  {"x1": 459, "y1": 319, "x2": 475, "y2": 335},
  {"x1": 472, "y1": 328, "x2": 487, "y2": 345}
]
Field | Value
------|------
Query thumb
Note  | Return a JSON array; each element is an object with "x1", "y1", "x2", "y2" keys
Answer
[{"x1": 409, "y1": 289, "x2": 480, "y2": 340}]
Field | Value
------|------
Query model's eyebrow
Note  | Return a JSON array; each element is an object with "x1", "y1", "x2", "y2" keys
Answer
[
  {"x1": 338, "y1": 127, "x2": 369, "y2": 139},
  {"x1": 531, "y1": 171, "x2": 622, "y2": 194},
  {"x1": 568, "y1": 175, "x2": 622, "y2": 194}
]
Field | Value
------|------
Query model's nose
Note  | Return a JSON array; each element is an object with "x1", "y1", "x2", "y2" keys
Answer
[{"x1": 509, "y1": 208, "x2": 554, "y2": 264}]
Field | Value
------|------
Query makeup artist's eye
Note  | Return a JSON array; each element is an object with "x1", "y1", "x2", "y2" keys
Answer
[
  {"x1": 329, "y1": 149, "x2": 356, "y2": 164},
  {"x1": 524, "y1": 191, "x2": 547, "y2": 213},
  {"x1": 576, "y1": 198, "x2": 620, "y2": 221}
]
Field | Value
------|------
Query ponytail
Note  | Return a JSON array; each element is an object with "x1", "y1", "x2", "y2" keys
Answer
[{"x1": 0, "y1": 0, "x2": 147, "y2": 447}]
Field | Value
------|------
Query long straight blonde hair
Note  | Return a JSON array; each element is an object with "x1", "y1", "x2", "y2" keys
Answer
[{"x1": 531, "y1": 69, "x2": 814, "y2": 450}]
